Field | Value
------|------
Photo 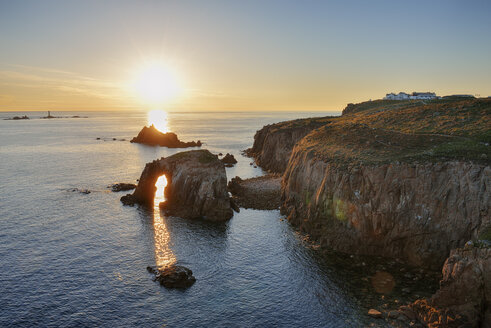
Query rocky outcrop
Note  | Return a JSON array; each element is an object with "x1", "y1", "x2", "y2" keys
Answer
[
  {"x1": 228, "y1": 175, "x2": 281, "y2": 210},
  {"x1": 131, "y1": 125, "x2": 202, "y2": 148},
  {"x1": 221, "y1": 153, "x2": 237, "y2": 165},
  {"x1": 245, "y1": 118, "x2": 329, "y2": 173},
  {"x1": 281, "y1": 150, "x2": 490, "y2": 268},
  {"x1": 147, "y1": 265, "x2": 196, "y2": 288},
  {"x1": 4, "y1": 115, "x2": 29, "y2": 120},
  {"x1": 110, "y1": 183, "x2": 136, "y2": 192},
  {"x1": 396, "y1": 246, "x2": 491, "y2": 327},
  {"x1": 121, "y1": 150, "x2": 234, "y2": 221}
]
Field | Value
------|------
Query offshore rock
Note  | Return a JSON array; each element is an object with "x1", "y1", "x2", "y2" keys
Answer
[
  {"x1": 147, "y1": 265, "x2": 196, "y2": 288},
  {"x1": 121, "y1": 150, "x2": 233, "y2": 221},
  {"x1": 130, "y1": 124, "x2": 202, "y2": 148},
  {"x1": 220, "y1": 153, "x2": 237, "y2": 165},
  {"x1": 110, "y1": 183, "x2": 136, "y2": 192}
]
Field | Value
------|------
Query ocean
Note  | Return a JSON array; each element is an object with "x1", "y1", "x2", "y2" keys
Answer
[{"x1": 0, "y1": 110, "x2": 388, "y2": 327}]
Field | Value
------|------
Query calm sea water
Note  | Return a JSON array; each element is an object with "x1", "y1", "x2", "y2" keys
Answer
[{"x1": 0, "y1": 110, "x2": 391, "y2": 327}]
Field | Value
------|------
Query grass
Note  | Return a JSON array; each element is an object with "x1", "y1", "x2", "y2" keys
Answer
[
  {"x1": 279, "y1": 97, "x2": 491, "y2": 165},
  {"x1": 168, "y1": 149, "x2": 219, "y2": 164}
]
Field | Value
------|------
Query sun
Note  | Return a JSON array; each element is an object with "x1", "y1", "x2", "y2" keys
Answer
[{"x1": 132, "y1": 62, "x2": 182, "y2": 106}]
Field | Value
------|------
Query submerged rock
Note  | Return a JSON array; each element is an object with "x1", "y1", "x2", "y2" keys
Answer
[
  {"x1": 121, "y1": 149, "x2": 234, "y2": 221},
  {"x1": 130, "y1": 125, "x2": 202, "y2": 148},
  {"x1": 67, "y1": 188, "x2": 91, "y2": 194},
  {"x1": 147, "y1": 265, "x2": 196, "y2": 288},
  {"x1": 110, "y1": 183, "x2": 136, "y2": 192}
]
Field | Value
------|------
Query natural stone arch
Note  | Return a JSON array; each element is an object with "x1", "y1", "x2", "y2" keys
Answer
[
  {"x1": 129, "y1": 159, "x2": 172, "y2": 206},
  {"x1": 121, "y1": 150, "x2": 235, "y2": 221}
]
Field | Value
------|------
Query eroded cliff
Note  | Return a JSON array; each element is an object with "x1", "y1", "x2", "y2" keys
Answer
[
  {"x1": 246, "y1": 117, "x2": 331, "y2": 173},
  {"x1": 251, "y1": 98, "x2": 491, "y2": 268},
  {"x1": 282, "y1": 150, "x2": 489, "y2": 268},
  {"x1": 250, "y1": 97, "x2": 491, "y2": 325}
]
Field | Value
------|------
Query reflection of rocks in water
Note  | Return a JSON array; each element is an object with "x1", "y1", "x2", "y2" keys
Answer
[
  {"x1": 147, "y1": 265, "x2": 196, "y2": 288},
  {"x1": 371, "y1": 271, "x2": 395, "y2": 294}
]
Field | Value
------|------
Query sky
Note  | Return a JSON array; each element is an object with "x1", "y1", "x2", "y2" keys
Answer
[{"x1": 0, "y1": 0, "x2": 490, "y2": 112}]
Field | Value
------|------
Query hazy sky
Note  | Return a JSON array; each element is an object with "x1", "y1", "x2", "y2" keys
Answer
[{"x1": 1, "y1": 0, "x2": 490, "y2": 111}]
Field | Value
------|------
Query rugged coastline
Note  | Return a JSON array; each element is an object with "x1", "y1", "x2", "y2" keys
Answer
[{"x1": 247, "y1": 97, "x2": 491, "y2": 326}]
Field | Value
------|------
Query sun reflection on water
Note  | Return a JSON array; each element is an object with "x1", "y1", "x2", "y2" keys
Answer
[
  {"x1": 147, "y1": 110, "x2": 170, "y2": 133},
  {"x1": 153, "y1": 175, "x2": 176, "y2": 269}
]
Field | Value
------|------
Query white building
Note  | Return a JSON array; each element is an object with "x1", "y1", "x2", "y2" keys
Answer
[
  {"x1": 384, "y1": 92, "x2": 410, "y2": 100},
  {"x1": 384, "y1": 91, "x2": 438, "y2": 100},
  {"x1": 410, "y1": 92, "x2": 437, "y2": 100}
]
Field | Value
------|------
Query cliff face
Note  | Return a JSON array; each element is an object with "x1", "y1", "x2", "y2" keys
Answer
[
  {"x1": 401, "y1": 246, "x2": 491, "y2": 327},
  {"x1": 247, "y1": 118, "x2": 330, "y2": 173},
  {"x1": 281, "y1": 146, "x2": 490, "y2": 268},
  {"x1": 252, "y1": 98, "x2": 491, "y2": 268},
  {"x1": 121, "y1": 150, "x2": 233, "y2": 221}
]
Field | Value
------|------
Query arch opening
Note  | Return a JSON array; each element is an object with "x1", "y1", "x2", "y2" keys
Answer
[{"x1": 154, "y1": 174, "x2": 168, "y2": 210}]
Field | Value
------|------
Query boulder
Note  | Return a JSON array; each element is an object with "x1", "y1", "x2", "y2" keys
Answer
[
  {"x1": 147, "y1": 265, "x2": 196, "y2": 288},
  {"x1": 221, "y1": 153, "x2": 237, "y2": 165},
  {"x1": 367, "y1": 309, "x2": 383, "y2": 318},
  {"x1": 121, "y1": 150, "x2": 234, "y2": 221},
  {"x1": 130, "y1": 124, "x2": 202, "y2": 148}
]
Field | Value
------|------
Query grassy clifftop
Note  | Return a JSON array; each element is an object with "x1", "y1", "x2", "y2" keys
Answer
[{"x1": 295, "y1": 98, "x2": 491, "y2": 165}]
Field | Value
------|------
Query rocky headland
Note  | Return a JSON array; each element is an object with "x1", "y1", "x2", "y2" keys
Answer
[
  {"x1": 121, "y1": 149, "x2": 234, "y2": 221},
  {"x1": 247, "y1": 97, "x2": 491, "y2": 326},
  {"x1": 131, "y1": 124, "x2": 202, "y2": 148}
]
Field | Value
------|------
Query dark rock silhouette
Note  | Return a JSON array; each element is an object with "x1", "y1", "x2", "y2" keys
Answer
[
  {"x1": 67, "y1": 188, "x2": 91, "y2": 194},
  {"x1": 121, "y1": 149, "x2": 233, "y2": 221},
  {"x1": 130, "y1": 125, "x2": 202, "y2": 148},
  {"x1": 110, "y1": 183, "x2": 136, "y2": 192},
  {"x1": 4, "y1": 115, "x2": 29, "y2": 120},
  {"x1": 147, "y1": 265, "x2": 196, "y2": 288},
  {"x1": 221, "y1": 153, "x2": 237, "y2": 165}
]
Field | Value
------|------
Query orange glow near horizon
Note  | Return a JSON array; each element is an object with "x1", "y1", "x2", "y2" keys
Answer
[
  {"x1": 152, "y1": 175, "x2": 175, "y2": 268},
  {"x1": 147, "y1": 109, "x2": 170, "y2": 133}
]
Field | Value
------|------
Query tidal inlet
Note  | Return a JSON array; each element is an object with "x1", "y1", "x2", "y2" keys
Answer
[{"x1": 0, "y1": 1, "x2": 490, "y2": 327}]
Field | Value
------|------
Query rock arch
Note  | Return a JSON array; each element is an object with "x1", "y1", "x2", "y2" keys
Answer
[{"x1": 121, "y1": 150, "x2": 234, "y2": 221}]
